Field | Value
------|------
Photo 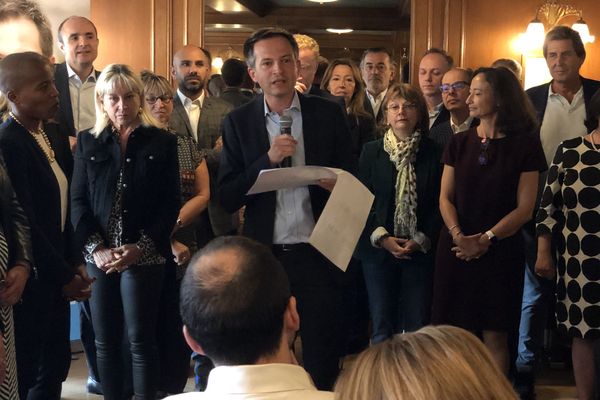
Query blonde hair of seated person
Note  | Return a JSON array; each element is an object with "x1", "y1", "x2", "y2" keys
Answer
[{"x1": 335, "y1": 325, "x2": 518, "y2": 400}]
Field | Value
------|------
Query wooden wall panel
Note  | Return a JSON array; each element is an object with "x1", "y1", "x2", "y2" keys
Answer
[
  {"x1": 411, "y1": 0, "x2": 600, "y2": 83},
  {"x1": 91, "y1": 0, "x2": 204, "y2": 76},
  {"x1": 462, "y1": 0, "x2": 600, "y2": 79}
]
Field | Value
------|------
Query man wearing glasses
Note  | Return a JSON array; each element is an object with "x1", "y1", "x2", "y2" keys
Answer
[
  {"x1": 429, "y1": 68, "x2": 478, "y2": 154},
  {"x1": 360, "y1": 48, "x2": 394, "y2": 125}
]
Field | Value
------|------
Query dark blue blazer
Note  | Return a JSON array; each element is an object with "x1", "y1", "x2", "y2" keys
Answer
[
  {"x1": 54, "y1": 62, "x2": 100, "y2": 137},
  {"x1": 355, "y1": 136, "x2": 442, "y2": 264},
  {"x1": 526, "y1": 76, "x2": 600, "y2": 135},
  {"x1": 218, "y1": 93, "x2": 353, "y2": 246}
]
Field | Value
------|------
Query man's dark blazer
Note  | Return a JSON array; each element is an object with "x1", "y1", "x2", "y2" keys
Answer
[
  {"x1": 526, "y1": 76, "x2": 600, "y2": 136},
  {"x1": 220, "y1": 87, "x2": 253, "y2": 109},
  {"x1": 218, "y1": 93, "x2": 354, "y2": 246},
  {"x1": 431, "y1": 105, "x2": 450, "y2": 130},
  {"x1": 428, "y1": 117, "x2": 479, "y2": 156},
  {"x1": 0, "y1": 119, "x2": 76, "y2": 286},
  {"x1": 363, "y1": 95, "x2": 385, "y2": 126},
  {"x1": 54, "y1": 62, "x2": 100, "y2": 137},
  {"x1": 308, "y1": 85, "x2": 347, "y2": 111},
  {"x1": 170, "y1": 93, "x2": 235, "y2": 236},
  {"x1": 355, "y1": 136, "x2": 442, "y2": 265}
]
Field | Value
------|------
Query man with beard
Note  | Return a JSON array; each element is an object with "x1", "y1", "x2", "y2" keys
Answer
[
  {"x1": 169, "y1": 45, "x2": 234, "y2": 391},
  {"x1": 360, "y1": 48, "x2": 394, "y2": 125}
]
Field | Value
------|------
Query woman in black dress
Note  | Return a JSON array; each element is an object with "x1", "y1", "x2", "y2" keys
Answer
[
  {"x1": 431, "y1": 67, "x2": 546, "y2": 374},
  {"x1": 71, "y1": 64, "x2": 180, "y2": 399}
]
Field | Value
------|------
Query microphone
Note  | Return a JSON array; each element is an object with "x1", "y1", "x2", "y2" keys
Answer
[{"x1": 279, "y1": 115, "x2": 293, "y2": 168}]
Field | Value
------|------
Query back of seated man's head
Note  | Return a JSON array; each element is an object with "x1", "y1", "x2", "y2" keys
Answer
[
  {"x1": 221, "y1": 58, "x2": 248, "y2": 88},
  {"x1": 180, "y1": 236, "x2": 292, "y2": 366}
]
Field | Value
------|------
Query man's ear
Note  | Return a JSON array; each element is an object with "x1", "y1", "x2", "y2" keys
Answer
[
  {"x1": 6, "y1": 90, "x2": 18, "y2": 104},
  {"x1": 283, "y1": 296, "x2": 300, "y2": 333},
  {"x1": 170, "y1": 65, "x2": 177, "y2": 80},
  {"x1": 183, "y1": 325, "x2": 205, "y2": 355},
  {"x1": 247, "y1": 67, "x2": 258, "y2": 83}
]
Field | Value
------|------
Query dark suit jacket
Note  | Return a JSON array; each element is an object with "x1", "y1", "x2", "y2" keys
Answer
[
  {"x1": 428, "y1": 117, "x2": 479, "y2": 156},
  {"x1": 363, "y1": 95, "x2": 384, "y2": 126},
  {"x1": 170, "y1": 93, "x2": 235, "y2": 235},
  {"x1": 218, "y1": 93, "x2": 354, "y2": 246},
  {"x1": 70, "y1": 126, "x2": 180, "y2": 259},
  {"x1": 431, "y1": 106, "x2": 450, "y2": 130},
  {"x1": 220, "y1": 87, "x2": 253, "y2": 109},
  {"x1": 54, "y1": 62, "x2": 100, "y2": 137},
  {"x1": 356, "y1": 136, "x2": 442, "y2": 264},
  {"x1": 347, "y1": 113, "x2": 376, "y2": 171},
  {"x1": 0, "y1": 119, "x2": 76, "y2": 286},
  {"x1": 526, "y1": 76, "x2": 600, "y2": 136}
]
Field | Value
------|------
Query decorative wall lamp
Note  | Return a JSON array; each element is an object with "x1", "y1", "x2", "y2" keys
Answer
[{"x1": 525, "y1": 0, "x2": 595, "y2": 47}]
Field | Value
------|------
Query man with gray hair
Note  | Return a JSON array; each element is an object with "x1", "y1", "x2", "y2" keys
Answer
[{"x1": 166, "y1": 236, "x2": 333, "y2": 399}]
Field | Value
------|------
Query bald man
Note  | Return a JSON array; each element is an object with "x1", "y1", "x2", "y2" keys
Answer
[{"x1": 0, "y1": 51, "x2": 92, "y2": 400}]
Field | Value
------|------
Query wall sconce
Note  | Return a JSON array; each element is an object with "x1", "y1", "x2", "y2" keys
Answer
[{"x1": 525, "y1": 0, "x2": 595, "y2": 48}]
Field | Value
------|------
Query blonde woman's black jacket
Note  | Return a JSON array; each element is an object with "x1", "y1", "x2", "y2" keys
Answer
[{"x1": 70, "y1": 125, "x2": 180, "y2": 260}]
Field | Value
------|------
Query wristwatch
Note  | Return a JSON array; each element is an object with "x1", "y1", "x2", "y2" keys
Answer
[{"x1": 485, "y1": 230, "x2": 498, "y2": 245}]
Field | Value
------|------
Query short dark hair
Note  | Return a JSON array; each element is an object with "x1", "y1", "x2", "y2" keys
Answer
[
  {"x1": 180, "y1": 236, "x2": 292, "y2": 365},
  {"x1": 423, "y1": 48, "x2": 454, "y2": 69},
  {"x1": 57, "y1": 15, "x2": 98, "y2": 44},
  {"x1": 472, "y1": 67, "x2": 538, "y2": 136},
  {"x1": 0, "y1": 0, "x2": 53, "y2": 58},
  {"x1": 382, "y1": 83, "x2": 430, "y2": 136},
  {"x1": 584, "y1": 89, "x2": 600, "y2": 132},
  {"x1": 221, "y1": 58, "x2": 247, "y2": 87},
  {"x1": 543, "y1": 25, "x2": 586, "y2": 60},
  {"x1": 360, "y1": 47, "x2": 392, "y2": 68},
  {"x1": 244, "y1": 27, "x2": 298, "y2": 68}
]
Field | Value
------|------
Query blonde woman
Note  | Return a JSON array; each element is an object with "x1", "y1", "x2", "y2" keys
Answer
[
  {"x1": 71, "y1": 64, "x2": 180, "y2": 400},
  {"x1": 335, "y1": 325, "x2": 519, "y2": 400}
]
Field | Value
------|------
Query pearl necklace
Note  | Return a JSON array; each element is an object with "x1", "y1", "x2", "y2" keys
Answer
[
  {"x1": 590, "y1": 129, "x2": 600, "y2": 152},
  {"x1": 9, "y1": 112, "x2": 55, "y2": 163}
]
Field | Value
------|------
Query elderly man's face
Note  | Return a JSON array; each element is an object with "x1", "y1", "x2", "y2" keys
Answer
[
  {"x1": 0, "y1": 16, "x2": 43, "y2": 59},
  {"x1": 59, "y1": 17, "x2": 99, "y2": 72},
  {"x1": 298, "y1": 48, "x2": 318, "y2": 89}
]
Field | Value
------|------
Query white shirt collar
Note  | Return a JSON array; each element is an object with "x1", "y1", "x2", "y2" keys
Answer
[
  {"x1": 177, "y1": 89, "x2": 205, "y2": 109},
  {"x1": 365, "y1": 88, "x2": 387, "y2": 104},
  {"x1": 450, "y1": 115, "x2": 474, "y2": 134},
  {"x1": 205, "y1": 364, "x2": 323, "y2": 395},
  {"x1": 66, "y1": 62, "x2": 96, "y2": 83},
  {"x1": 547, "y1": 82, "x2": 584, "y2": 101},
  {"x1": 263, "y1": 91, "x2": 301, "y2": 116}
]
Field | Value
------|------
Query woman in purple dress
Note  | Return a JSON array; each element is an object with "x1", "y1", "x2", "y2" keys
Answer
[{"x1": 431, "y1": 67, "x2": 546, "y2": 374}]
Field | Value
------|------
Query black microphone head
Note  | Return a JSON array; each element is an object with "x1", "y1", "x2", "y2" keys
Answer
[{"x1": 280, "y1": 115, "x2": 293, "y2": 129}]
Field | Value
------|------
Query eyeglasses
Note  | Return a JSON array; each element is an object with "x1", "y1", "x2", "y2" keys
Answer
[
  {"x1": 440, "y1": 81, "x2": 469, "y2": 93},
  {"x1": 386, "y1": 103, "x2": 417, "y2": 113},
  {"x1": 478, "y1": 138, "x2": 490, "y2": 166},
  {"x1": 145, "y1": 95, "x2": 173, "y2": 105}
]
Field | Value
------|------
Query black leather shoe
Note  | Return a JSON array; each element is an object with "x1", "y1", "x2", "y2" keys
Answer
[{"x1": 86, "y1": 377, "x2": 103, "y2": 395}]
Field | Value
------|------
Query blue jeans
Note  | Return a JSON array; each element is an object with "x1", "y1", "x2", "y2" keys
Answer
[
  {"x1": 516, "y1": 227, "x2": 553, "y2": 372},
  {"x1": 362, "y1": 253, "x2": 433, "y2": 344},
  {"x1": 87, "y1": 263, "x2": 164, "y2": 400}
]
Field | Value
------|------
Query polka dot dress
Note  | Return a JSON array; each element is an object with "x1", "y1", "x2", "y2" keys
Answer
[{"x1": 536, "y1": 136, "x2": 600, "y2": 339}]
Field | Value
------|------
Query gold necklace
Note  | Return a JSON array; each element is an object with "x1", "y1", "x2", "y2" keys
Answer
[{"x1": 9, "y1": 112, "x2": 55, "y2": 163}]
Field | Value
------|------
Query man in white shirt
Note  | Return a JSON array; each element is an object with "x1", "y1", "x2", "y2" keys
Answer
[
  {"x1": 55, "y1": 16, "x2": 99, "y2": 150},
  {"x1": 429, "y1": 67, "x2": 477, "y2": 154},
  {"x1": 418, "y1": 48, "x2": 453, "y2": 129},
  {"x1": 516, "y1": 26, "x2": 600, "y2": 400},
  {"x1": 360, "y1": 47, "x2": 394, "y2": 124},
  {"x1": 166, "y1": 236, "x2": 333, "y2": 400}
]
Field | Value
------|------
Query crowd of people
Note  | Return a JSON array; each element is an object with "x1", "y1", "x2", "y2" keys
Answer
[{"x1": 0, "y1": 0, "x2": 598, "y2": 399}]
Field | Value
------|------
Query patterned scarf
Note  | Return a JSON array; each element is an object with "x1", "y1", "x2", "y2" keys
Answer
[{"x1": 383, "y1": 128, "x2": 421, "y2": 238}]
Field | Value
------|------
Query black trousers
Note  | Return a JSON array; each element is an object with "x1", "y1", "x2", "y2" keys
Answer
[
  {"x1": 87, "y1": 263, "x2": 164, "y2": 400},
  {"x1": 14, "y1": 278, "x2": 71, "y2": 400},
  {"x1": 272, "y1": 244, "x2": 344, "y2": 391}
]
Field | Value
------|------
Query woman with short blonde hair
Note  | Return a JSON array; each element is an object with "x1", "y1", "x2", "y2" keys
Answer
[{"x1": 335, "y1": 325, "x2": 519, "y2": 400}]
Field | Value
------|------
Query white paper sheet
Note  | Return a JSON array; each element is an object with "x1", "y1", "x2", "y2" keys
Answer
[{"x1": 246, "y1": 166, "x2": 374, "y2": 271}]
